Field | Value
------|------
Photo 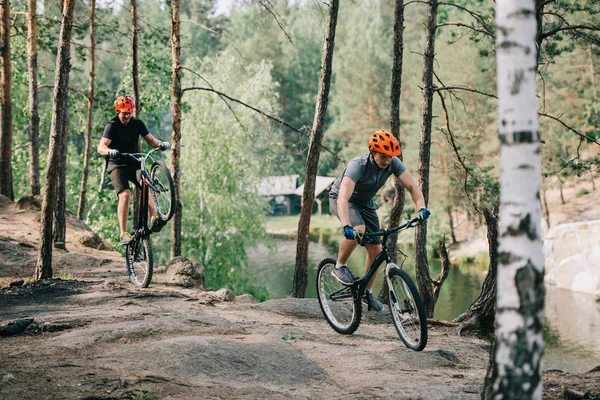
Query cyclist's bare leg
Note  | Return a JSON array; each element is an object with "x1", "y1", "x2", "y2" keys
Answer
[
  {"x1": 117, "y1": 189, "x2": 131, "y2": 234},
  {"x1": 336, "y1": 224, "x2": 365, "y2": 264},
  {"x1": 148, "y1": 197, "x2": 158, "y2": 219},
  {"x1": 365, "y1": 243, "x2": 383, "y2": 290}
]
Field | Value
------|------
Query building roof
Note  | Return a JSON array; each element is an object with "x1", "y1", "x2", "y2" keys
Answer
[
  {"x1": 257, "y1": 175, "x2": 299, "y2": 196},
  {"x1": 295, "y1": 176, "x2": 336, "y2": 198}
]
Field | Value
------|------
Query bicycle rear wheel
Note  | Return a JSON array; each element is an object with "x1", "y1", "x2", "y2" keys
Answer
[
  {"x1": 126, "y1": 235, "x2": 153, "y2": 288},
  {"x1": 149, "y1": 161, "x2": 176, "y2": 222},
  {"x1": 316, "y1": 257, "x2": 361, "y2": 335},
  {"x1": 387, "y1": 267, "x2": 427, "y2": 351}
]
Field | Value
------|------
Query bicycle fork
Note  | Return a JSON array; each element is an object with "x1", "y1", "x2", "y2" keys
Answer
[{"x1": 385, "y1": 263, "x2": 404, "y2": 315}]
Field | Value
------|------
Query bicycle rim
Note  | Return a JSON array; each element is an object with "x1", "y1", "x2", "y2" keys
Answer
[
  {"x1": 388, "y1": 268, "x2": 427, "y2": 351},
  {"x1": 149, "y1": 161, "x2": 175, "y2": 221},
  {"x1": 126, "y1": 236, "x2": 153, "y2": 288},
  {"x1": 316, "y1": 258, "x2": 361, "y2": 334}
]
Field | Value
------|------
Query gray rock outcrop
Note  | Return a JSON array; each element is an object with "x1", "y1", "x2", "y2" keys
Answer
[{"x1": 165, "y1": 257, "x2": 205, "y2": 289}]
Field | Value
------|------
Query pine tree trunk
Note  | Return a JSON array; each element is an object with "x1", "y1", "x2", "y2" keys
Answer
[
  {"x1": 292, "y1": 0, "x2": 339, "y2": 298},
  {"x1": 541, "y1": 179, "x2": 551, "y2": 229},
  {"x1": 170, "y1": 0, "x2": 183, "y2": 259},
  {"x1": 54, "y1": 130, "x2": 67, "y2": 250},
  {"x1": 77, "y1": 0, "x2": 95, "y2": 220},
  {"x1": 488, "y1": 2, "x2": 545, "y2": 398},
  {"x1": 34, "y1": 0, "x2": 76, "y2": 281},
  {"x1": 28, "y1": 0, "x2": 40, "y2": 196},
  {"x1": 131, "y1": 0, "x2": 142, "y2": 227},
  {"x1": 414, "y1": 0, "x2": 437, "y2": 318},
  {"x1": 454, "y1": 208, "x2": 498, "y2": 341},
  {"x1": 0, "y1": 0, "x2": 13, "y2": 200},
  {"x1": 447, "y1": 205, "x2": 456, "y2": 243},
  {"x1": 387, "y1": 0, "x2": 406, "y2": 265}
]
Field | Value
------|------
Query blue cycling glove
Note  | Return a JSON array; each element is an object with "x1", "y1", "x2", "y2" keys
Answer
[
  {"x1": 343, "y1": 225, "x2": 358, "y2": 240},
  {"x1": 417, "y1": 208, "x2": 431, "y2": 221}
]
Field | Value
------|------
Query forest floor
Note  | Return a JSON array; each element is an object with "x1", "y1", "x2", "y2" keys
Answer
[{"x1": 0, "y1": 178, "x2": 599, "y2": 399}]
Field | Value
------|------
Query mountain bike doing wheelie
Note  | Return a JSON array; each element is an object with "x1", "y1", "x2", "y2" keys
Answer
[
  {"x1": 122, "y1": 149, "x2": 175, "y2": 287},
  {"x1": 316, "y1": 218, "x2": 428, "y2": 351}
]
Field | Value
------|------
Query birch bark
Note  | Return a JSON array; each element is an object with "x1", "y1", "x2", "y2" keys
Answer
[{"x1": 489, "y1": 1, "x2": 545, "y2": 398}]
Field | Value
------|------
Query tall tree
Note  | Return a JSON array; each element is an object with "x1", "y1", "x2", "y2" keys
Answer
[
  {"x1": 484, "y1": 1, "x2": 545, "y2": 398},
  {"x1": 77, "y1": 0, "x2": 96, "y2": 220},
  {"x1": 414, "y1": 0, "x2": 438, "y2": 317},
  {"x1": 34, "y1": 0, "x2": 76, "y2": 280},
  {"x1": 53, "y1": 127, "x2": 67, "y2": 249},
  {"x1": 131, "y1": 0, "x2": 142, "y2": 227},
  {"x1": 386, "y1": 0, "x2": 407, "y2": 261},
  {"x1": 292, "y1": 0, "x2": 339, "y2": 298},
  {"x1": 0, "y1": 0, "x2": 12, "y2": 200},
  {"x1": 28, "y1": 0, "x2": 40, "y2": 196},
  {"x1": 171, "y1": 0, "x2": 183, "y2": 259}
]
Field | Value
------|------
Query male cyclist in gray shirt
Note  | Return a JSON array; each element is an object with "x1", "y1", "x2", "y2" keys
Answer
[{"x1": 329, "y1": 130, "x2": 430, "y2": 311}]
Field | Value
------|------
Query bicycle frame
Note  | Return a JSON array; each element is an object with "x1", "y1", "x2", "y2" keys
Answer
[
  {"x1": 122, "y1": 149, "x2": 160, "y2": 239},
  {"x1": 330, "y1": 218, "x2": 420, "y2": 302}
]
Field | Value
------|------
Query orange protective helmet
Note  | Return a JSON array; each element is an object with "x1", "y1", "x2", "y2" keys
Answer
[
  {"x1": 368, "y1": 130, "x2": 401, "y2": 157},
  {"x1": 114, "y1": 96, "x2": 135, "y2": 113}
]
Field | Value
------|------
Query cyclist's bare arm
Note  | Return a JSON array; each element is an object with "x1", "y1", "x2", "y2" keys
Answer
[
  {"x1": 397, "y1": 170, "x2": 426, "y2": 210},
  {"x1": 337, "y1": 176, "x2": 356, "y2": 227},
  {"x1": 143, "y1": 133, "x2": 162, "y2": 149},
  {"x1": 97, "y1": 137, "x2": 112, "y2": 156}
]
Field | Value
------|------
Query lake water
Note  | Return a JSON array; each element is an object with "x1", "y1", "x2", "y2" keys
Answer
[{"x1": 247, "y1": 234, "x2": 600, "y2": 373}]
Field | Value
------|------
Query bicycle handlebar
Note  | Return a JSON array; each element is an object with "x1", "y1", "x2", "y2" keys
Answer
[
  {"x1": 358, "y1": 217, "x2": 421, "y2": 239},
  {"x1": 119, "y1": 148, "x2": 161, "y2": 170}
]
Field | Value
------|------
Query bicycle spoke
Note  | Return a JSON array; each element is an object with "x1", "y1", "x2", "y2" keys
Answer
[
  {"x1": 316, "y1": 258, "x2": 361, "y2": 334},
  {"x1": 388, "y1": 268, "x2": 427, "y2": 351}
]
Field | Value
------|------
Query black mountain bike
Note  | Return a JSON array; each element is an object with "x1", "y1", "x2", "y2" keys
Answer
[
  {"x1": 122, "y1": 149, "x2": 175, "y2": 287},
  {"x1": 316, "y1": 218, "x2": 428, "y2": 351}
]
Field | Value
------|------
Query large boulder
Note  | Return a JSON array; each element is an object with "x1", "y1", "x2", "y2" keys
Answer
[
  {"x1": 16, "y1": 195, "x2": 41, "y2": 211},
  {"x1": 0, "y1": 194, "x2": 12, "y2": 208},
  {"x1": 76, "y1": 232, "x2": 113, "y2": 251},
  {"x1": 165, "y1": 257, "x2": 204, "y2": 289},
  {"x1": 56, "y1": 253, "x2": 100, "y2": 269},
  {"x1": 544, "y1": 220, "x2": 600, "y2": 298}
]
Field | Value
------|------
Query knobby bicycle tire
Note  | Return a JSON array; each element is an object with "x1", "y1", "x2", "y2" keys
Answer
[
  {"x1": 126, "y1": 235, "x2": 153, "y2": 288},
  {"x1": 387, "y1": 267, "x2": 428, "y2": 351},
  {"x1": 316, "y1": 257, "x2": 362, "y2": 335},
  {"x1": 149, "y1": 161, "x2": 176, "y2": 222}
]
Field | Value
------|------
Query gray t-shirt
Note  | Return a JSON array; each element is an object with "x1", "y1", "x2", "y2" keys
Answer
[{"x1": 329, "y1": 153, "x2": 406, "y2": 209}]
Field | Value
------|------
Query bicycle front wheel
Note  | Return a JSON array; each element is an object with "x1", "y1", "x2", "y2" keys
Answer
[
  {"x1": 387, "y1": 268, "x2": 427, "y2": 351},
  {"x1": 126, "y1": 235, "x2": 153, "y2": 288},
  {"x1": 149, "y1": 161, "x2": 176, "y2": 222},
  {"x1": 316, "y1": 257, "x2": 361, "y2": 335}
]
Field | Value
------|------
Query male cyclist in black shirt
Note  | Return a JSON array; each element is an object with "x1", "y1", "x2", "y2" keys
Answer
[{"x1": 97, "y1": 96, "x2": 170, "y2": 245}]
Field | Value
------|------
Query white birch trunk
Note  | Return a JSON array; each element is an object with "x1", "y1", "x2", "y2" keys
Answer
[{"x1": 492, "y1": 1, "x2": 544, "y2": 399}]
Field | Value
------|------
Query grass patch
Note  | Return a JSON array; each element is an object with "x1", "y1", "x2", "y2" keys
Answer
[
  {"x1": 577, "y1": 189, "x2": 590, "y2": 198},
  {"x1": 58, "y1": 271, "x2": 74, "y2": 280},
  {"x1": 266, "y1": 214, "x2": 340, "y2": 233}
]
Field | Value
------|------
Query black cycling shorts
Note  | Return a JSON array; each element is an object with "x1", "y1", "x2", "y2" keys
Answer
[{"x1": 108, "y1": 166, "x2": 142, "y2": 195}]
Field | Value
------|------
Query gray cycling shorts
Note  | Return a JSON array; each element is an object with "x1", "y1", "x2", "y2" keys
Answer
[{"x1": 329, "y1": 197, "x2": 382, "y2": 244}]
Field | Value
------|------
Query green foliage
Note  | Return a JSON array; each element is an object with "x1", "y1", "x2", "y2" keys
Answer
[
  {"x1": 577, "y1": 188, "x2": 590, "y2": 198},
  {"x1": 177, "y1": 50, "x2": 283, "y2": 301}
]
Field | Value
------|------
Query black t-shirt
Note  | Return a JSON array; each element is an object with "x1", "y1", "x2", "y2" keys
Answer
[{"x1": 102, "y1": 116, "x2": 150, "y2": 172}]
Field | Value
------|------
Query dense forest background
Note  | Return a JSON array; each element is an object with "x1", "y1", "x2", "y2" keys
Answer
[{"x1": 4, "y1": 0, "x2": 599, "y2": 299}]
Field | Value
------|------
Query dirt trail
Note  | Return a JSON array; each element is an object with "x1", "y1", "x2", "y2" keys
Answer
[{"x1": 0, "y1": 196, "x2": 599, "y2": 399}]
